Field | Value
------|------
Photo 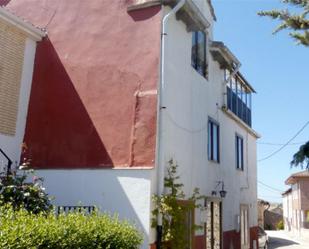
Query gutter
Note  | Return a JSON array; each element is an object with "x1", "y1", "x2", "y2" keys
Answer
[
  {"x1": 0, "y1": 7, "x2": 46, "y2": 41},
  {"x1": 155, "y1": 0, "x2": 186, "y2": 247}
]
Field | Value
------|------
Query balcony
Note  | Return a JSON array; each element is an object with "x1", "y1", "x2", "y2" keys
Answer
[{"x1": 225, "y1": 71, "x2": 254, "y2": 127}]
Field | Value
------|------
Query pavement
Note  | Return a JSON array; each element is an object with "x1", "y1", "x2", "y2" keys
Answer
[{"x1": 266, "y1": 230, "x2": 309, "y2": 249}]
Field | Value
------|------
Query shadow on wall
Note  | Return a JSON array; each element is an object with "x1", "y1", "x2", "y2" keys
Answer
[
  {"x1": 23, "y1": 39, "x2": 113, "y2": 168},
  {"x1": 0, "y1": 0, "x2": 11, "y2": 6},
  {"x1": 127, "y1": 5, "x2": 161, "y2": 22},
  {"x1": 39, "y1": 169, "x2": 152, "y2": 249}
]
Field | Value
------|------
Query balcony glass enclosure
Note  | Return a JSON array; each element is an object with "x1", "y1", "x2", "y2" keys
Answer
[{"x1": 225, "y1": 70, "x2": 252, "y2": 127}]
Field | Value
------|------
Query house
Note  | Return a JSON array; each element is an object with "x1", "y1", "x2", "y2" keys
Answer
[
  {"x1": 1, "y1": 0, "x2": 260, "y2": 249},
  {"x1": 282, "y1": 170, "x2": 309, "y2": 238},
  {"x1": 257, "y1": 199, "x2": 270, "y2": 228},
  {"x1": 0, "y1": 7, "x2": 44, "y2": 176},
  {"x1": 264, "y1": 204, "x2": 283, "y2": 230}
]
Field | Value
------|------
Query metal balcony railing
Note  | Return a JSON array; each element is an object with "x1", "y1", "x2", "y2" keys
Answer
[
  {"x1": 226, "y1": 86, "x2": 252, "y2": 127},
  {"x1": 57, "y1": 205, "x2": 96, "y2": 215},
  {"x1": 0, "y1": 148, "x2": 12, "y2": 177}
]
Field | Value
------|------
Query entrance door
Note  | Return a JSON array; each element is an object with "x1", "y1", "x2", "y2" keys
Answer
[
  {"x1": 179, "y1": 200, "x2": 195, "y2": 249},
  {"x1": 206, "y1": 198, "x2": 222, "y2": 249},
  {"x1": 240, "y1": 205, "x2": 249, "y2": 249}
]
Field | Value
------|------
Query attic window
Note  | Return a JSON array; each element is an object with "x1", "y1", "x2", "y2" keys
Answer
[{"x1": 191, "y1": 31, "x2": 208, "y2": 78}]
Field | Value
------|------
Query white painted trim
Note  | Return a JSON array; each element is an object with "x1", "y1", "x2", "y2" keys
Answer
[
  {"x1": 222, "y1": 107, "x2": 261, "y2": 139},
  {"x1": 0, "y1": 7, "x2": 45, "y2": 41}
]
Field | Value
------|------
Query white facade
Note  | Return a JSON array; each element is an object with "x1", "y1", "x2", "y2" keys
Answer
[{"x1": 160, "y1": 0, "x2": 258, "y2": 236}]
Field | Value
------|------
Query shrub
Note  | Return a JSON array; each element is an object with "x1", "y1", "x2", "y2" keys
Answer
[
  {"x1": 0, "y1": 205, "x2": 143, "y2": 249},
  {"x1": 0, "y1": 170, "x2": 52, "y2": 214},
  {"x1": 276, "y1": 220, "x2": 284, "y2": 230},
  {"x1": 152, "y1": 160, "x2": 205, "y2": 249}
]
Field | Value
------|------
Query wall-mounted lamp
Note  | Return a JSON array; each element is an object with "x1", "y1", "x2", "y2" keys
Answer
[{"x1": 212, "y1": 181, "x2": 227, "y2": 198}]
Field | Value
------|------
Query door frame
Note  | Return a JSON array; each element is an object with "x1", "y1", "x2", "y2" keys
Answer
[
  {"x1": 205, "y1": 197, "x2": 223, "y2": 249},
  {"x1": 178, "y1": 200, "x2": 195, "y2": 249},
  {"x1": 240, "y1": 204, "x2": 250, "y2": 249}
]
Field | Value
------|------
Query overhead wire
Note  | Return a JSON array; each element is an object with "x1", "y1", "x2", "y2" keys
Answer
[
  {"x1": 258, "y1": 180, "x2": 284, "y2": 193},
  {"x1": 258, "y1": 121, "x2": 309, "y2": 162},
  {"x1": 257, "y1": 141, "x2": 306, "y2": 146}
]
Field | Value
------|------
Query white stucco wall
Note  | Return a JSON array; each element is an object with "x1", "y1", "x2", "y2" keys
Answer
[
  {"x1": 0, "y1": 38, "x2": 37, "y2": 171},
  {"x1": 160, "y1": 3, "x2": 258, "y2": 236},
  {"x1": 36, "y1": 168, "x2": 155, "y2": 249}
]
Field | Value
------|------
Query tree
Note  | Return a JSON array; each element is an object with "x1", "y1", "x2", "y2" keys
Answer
[
  {"x1": 259, "y1": 1, "x2": 309, "y2": 169},
  {"x1": 258, "y1": 0, "x2": 309, "y2": 46},
  {"x1": 291, "y1": 141, "x2": 309, "y2": 169}
]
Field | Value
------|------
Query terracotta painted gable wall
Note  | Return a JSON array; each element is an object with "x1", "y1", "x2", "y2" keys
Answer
[{"x1": 4, "y1": 0, "x2": 161, "y2": 168}]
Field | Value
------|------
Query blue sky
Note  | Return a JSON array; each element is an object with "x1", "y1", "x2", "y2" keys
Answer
[{"x1": 212, "y1": 0, "x2": 309, "y2": 203}]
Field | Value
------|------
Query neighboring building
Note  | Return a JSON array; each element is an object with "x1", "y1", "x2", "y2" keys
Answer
[
  {"x1": 282, "y1": 170, "x2": 309, "y2": 239},
  {"x1": 264, "y1": 204, "x2": 283, "y2": 230},
  {"x1": 2, "y1": 1, "x2": 260, "y2": 249},
  {"x1": 0, "y1": 7, "x2": 44, "y2": 175},
  {"x1": 257, "y1": 199, "x2": 270, "y2": 228}
]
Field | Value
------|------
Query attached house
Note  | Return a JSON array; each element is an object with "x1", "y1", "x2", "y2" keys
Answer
[
  {"x1": 1, "y1": 0, "x2": 260, "y2": 249},
  {"x1": 0, "y1": 7, "x2": 44, "y2": 175},
  {"x1": 282, "y1": 170, "x2": 309, "y2": 239}
]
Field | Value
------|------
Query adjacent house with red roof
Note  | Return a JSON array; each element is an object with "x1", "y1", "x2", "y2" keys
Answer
[{"x1": 283, "y1": 170, "x2": 309, "y2": 239}]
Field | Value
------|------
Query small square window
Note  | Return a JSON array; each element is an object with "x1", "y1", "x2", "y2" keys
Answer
[
  {"x1": 208, "y1": 119, "x2": 220, "y2": 163},
  {"x1": 191, "y1": 31, "x2": 208, "y2": 78},
  {"x1": 236, "y1": 135, "x2": 244, "y2": 170}
]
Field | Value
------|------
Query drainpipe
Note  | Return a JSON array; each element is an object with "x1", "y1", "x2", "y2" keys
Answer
[{"x1": 156, "y1": 0, "x2": 186, "y2": 248}]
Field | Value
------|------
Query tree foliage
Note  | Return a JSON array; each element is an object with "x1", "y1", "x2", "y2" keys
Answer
[
  {"x1": 258, "y1": 0, "x2": 309, "y2": 46},
  {"x1": 291, "y1": 141, "x2": 309, "y2": 169},
  {"x1": 151, "y1": 160, "x2": 205, "y2": 249}
]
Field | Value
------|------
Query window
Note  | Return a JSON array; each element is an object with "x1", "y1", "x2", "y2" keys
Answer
[
  {"x1": 236, "y1": 135, "x2": 244, "y2": 170},
  {"x1": 191, "y1": 31, "x2": 208, "y2": 78},
  {"x1": 208, "y1": 119, "x2": 220, "y2": 163}
]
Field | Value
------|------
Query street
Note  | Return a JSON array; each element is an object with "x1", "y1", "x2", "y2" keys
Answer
[{"x1": 266, "y1": 230, "x2": 309, "y2": 249}]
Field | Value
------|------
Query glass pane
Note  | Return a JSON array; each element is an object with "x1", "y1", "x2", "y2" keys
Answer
[
  {"x1": 213, "y1": 125, "x2": 218, "y2": 161},
  {"x1": 238, "y1": 138, "x2": 242, "y2": 169},
  {"x1": 196, "y1": 31, "x2": 206, "y2": 76},
  {"x1": 236, "y1": 137, "x2": 239, "y2": 168},
  {"x1": 241, "y1": 139, "x2": 244, "y2": 169},
  {"x1": 191, "y1": 32, "x2": 197, "y2": 68},
  {"x1": 208, "y1": 122, "x2": 211, "y2": 160}
]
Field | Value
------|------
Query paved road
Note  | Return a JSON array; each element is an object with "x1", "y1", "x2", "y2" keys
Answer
[{"x1": 266, "y1": 230, "x2": 309, "y2": 249}]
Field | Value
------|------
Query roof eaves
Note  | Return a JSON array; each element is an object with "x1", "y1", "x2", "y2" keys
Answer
[
  {"x1": 285, "y1": 170, "x2": 309, "y2": 185},
  {"x1": 0, "y1": 7, "x2": 46, "y2": 41},
  {"x1": 282, "y1": 188, "x2": 292, "y2": 196},
  {"x1": 207, "y1": 0, "x2": 216, "y2": 21},
  {"x1": 210, "y1": 41, "x2": 256, "y2": 93}
]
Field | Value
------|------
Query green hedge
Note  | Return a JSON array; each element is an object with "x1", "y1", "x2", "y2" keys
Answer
[{"x1": 0, "y1": 206, "x2": 142, "y2": 249}]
